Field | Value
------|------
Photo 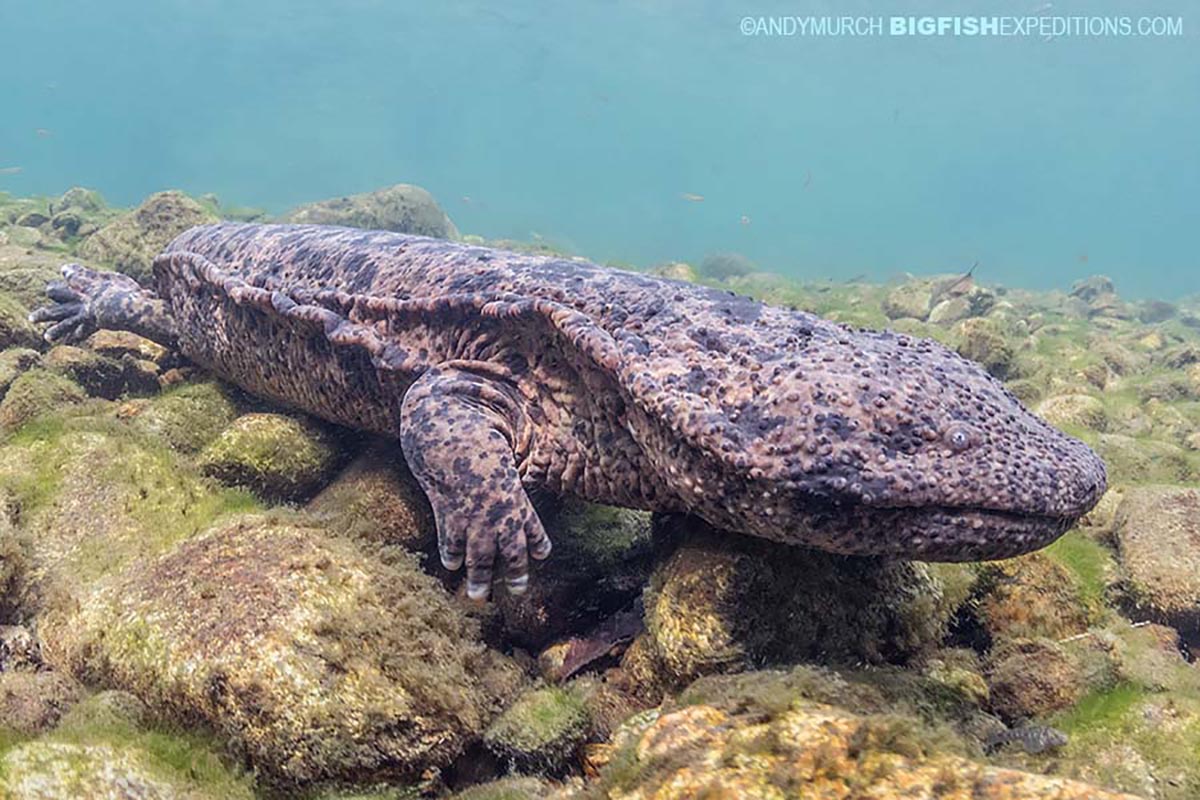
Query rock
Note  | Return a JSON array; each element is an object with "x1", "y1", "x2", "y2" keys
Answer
[
  {"x1": 953, "y1": 317, "x2": 1014, "y2": 378},
  {"x1": 86, "y1": 329, "x2": 169, "y2": 364},
  {"x1": 1136, "y1": 299, "x2": 1177, "y2": 324},
  {"x1": 14, "y1": 211, "x2": 50, "y2": 228},
  {"x1": 0, "y1": 347, "x2": 41, "y2": 396},
  {"x1": 483, "y1": 684, "x2": 590, "y2": 771},
  {"x1": 973, "y1": 551, "x2": 1095, "y2": 644},
  {"x1": 79, "y1": 191, "x2": 219, "y2": 282},
  {"x1": 0, "y1": 246, "x2": 70, "y2": 308},
  {"x1": 0, "y1": 368, "x2": 86, "y2": 431},
  {"x1": 1071, "y1": 275, "x2": 1130, "y2": 319},
  {"x1": 130, "y1": 380, "x2": 240, "y2": 453},
  {"x1": 649, "y1": 262, "x2": 697, "y2": 282},
  {"x1": 0, "y1": 624, "x2": 41, "y2": 671},
  {"x1": 882, "y1": 280, "x2": 933, "y2": 320},
  {"x1": 696, "y1": 252, "x2": 755, "y2": 280},
  {"x1": 593, "y1": 697, "x2": 1134, "y2": 799},
  {"x1": 986, "y1": 637, "x2": 1085, "y2": 722},
  {"x1": 927, "y1": 295, "x2": 973, "y2": 325},
  {"x1": 642, "y1": 520, "x2": 957, "y2": 685},
  {"x1": 54, "y1": 186, "x2": 107, "y2": 216},
  {"x1": 0, "y1": 291, "x2": 42, "y2": 350},
  {"x1": 1035, "y1": 393, "x2": 1106, "y2": 431},
  {"x1": 44, "y1": 344, "x2": 160, "y2": 399},
  {"x1": 449, "y1": 777, "x2": 558, "y2": 799},
  {"x1": 1093, "y1": 433, "x2": 1193, "y2": 484},
  {"x1": 306, "y1": 440, "x2": 434, "y2": 554},
  {"x1": 283, "y1": 184, "x2": 458, "y2": 239},
  {"x1": 0, "y1": 670, "x2": 83, "y2": 734},
  {"x1": 1114, "y1": 485, "x2": 1200, "y2": 632},
  {"x1": 48, "y1": 514, "x2": 525, "y2": 785},
  {"x1": 198, "y1": 412, "x2": 343, "y2": 501},
  {"x1": 0, "y1": 743, "x2": 183, "y2": 799}
]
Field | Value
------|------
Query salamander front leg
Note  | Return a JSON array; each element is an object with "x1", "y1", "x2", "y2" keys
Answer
[{"x1": 399, "y1": 366, "x2": 551, "y2": 600}]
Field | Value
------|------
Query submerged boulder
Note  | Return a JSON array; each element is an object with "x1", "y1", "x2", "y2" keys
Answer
[
  {"x1": 642, "y1": 520, "x2": 959, "y2": 686},
  {"x1": 0, "y1": 368, "x2": 86, "y2": 431},
  {"x1": 79, "y1": 190, "x2": 219, "y2": 282},
  {"x1": 482, "y1": 684, "x2": 590, "y2": 772},
  {"x1": 1114, "y1": 485, "x2": 1200, "y2": 632},
  {"x1": 198, "y1": 412, "x2": 343, "y2": 502},
  {"x1": 47, "y1": 514, "x2": 526, "y2": 785},
  {"x1": 129, "y1": 380, "x2": 241, "y2": 453},
  {"x1": 282, "y1": 184, "x2": 458, "y2": 239}
]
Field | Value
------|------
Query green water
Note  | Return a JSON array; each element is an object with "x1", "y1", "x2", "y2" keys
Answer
[{"x1": 1, "y1": 0, "x2": 1196, "y2": 297}]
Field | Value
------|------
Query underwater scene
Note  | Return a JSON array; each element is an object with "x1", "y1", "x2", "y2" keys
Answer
[{"x1": 1, "y1": 2, "x2": 1199, "y2": 799}]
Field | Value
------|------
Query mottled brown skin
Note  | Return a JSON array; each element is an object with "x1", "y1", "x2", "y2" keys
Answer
[{"x1": 32, "y1": 223, "x2": 1107, "y2": 599}]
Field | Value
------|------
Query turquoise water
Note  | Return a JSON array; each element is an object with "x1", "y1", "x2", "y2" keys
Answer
[{"x1": 1, "y1": 0, "x2": 1196, "y2": 297}]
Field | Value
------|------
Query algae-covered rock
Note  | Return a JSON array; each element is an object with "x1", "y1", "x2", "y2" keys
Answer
[
  {"x1": 0, "y1": 690, "x2": 255, "y2": 800},
  {"x1": 1114, "y1": 485, "x2": 1200, "y2": 632},
  {"x1": 592, "y1": 696, "x2": 1136, "y2": 799},
  {"x1": 86, "y1": 329, "x2": 169, "y2": 364},
  {"x1": 0, "y1": 246, "x2": 71, "y2": 309},
  {"x1": 0, "y1": 624, "x2": 41, "y2": 671},
  {"x1": 1092, "y1": 432, "x2": 1194, "y2": 484},
  {"x1": 642, "y1": 521, "x2": 956, "y2": 685},
  {"x1": 130, "y1": 380, "x2": 240, "y2": 453},
  {"x1": 79, "y1": 190, "x2": 219, "y2": 282},
  {"x1": 0, "y1": 670, "x2": 83, "y2": 734},
  {"x1": 953, "y1": 317, "x2": 1015, "y2": 378},
  {"x1": 44, "y1": 343, "x2": 160, "y2": 399},
  {"x1": 0, "y1": 347, "x2": 40, "y2": 397},
  {"x1": 483, "y1": 684, "x2": 590, "y2": 771},
  {"x1": 648, "y1": 262, "x2": 697, "y2": 282},
  {"x1": 282, "y1": 184, "x2": 458, "y2": 239},
  {"x1": 198, "y1": 412, "x2": 342, "y2": 501},
  {"x1": 973, "y1": 551, "x2": 1096, "y2": 644},
  {"x1": 0, "y1": 368, "x2": 86, "y2": 431},
  {"x1": 986, "y1": 638, "x2": 1085, "y2": 722},
  {"x1": 1036, "y1": 393, "x2": 1107, "y2": 431},
  {"x1": 306, "y1": 440, "x2": 434, "y2": 554},
  {"x1": 449, "y1": 777, "x2": 557, "y2": 800},
  {"x1": 50, "y1": 514, "x2": 525, "y2": 785},
  {"x1": 882, "y1": 280, "x2": 933, "y2": 320},
  {"x1": 0, "y1": 291, "x2": 41, "y2": 351}
]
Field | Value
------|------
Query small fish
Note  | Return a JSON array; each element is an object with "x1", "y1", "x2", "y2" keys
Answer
[
  {"x1": 0, "y1": 167, "x2": 22, "y2": 175},
  {"x1": 35, "y1": 128, "x2": 52, "y2": 138},
  {"x1": 1078, "y1": 253, "x2": 1089, "y2": 264},
  {"x1": 802, "y1": 170, "x2": 812, "y2": 190},
  {"x1": 985, "y1": 725, "x2": 1068, "y2": 755},
  {"x1": 679, "y1": 192, "x2": 705, "y2": 202},
  {"x1": 739, "y1": 215, "x2": 751, "y2": 226}
]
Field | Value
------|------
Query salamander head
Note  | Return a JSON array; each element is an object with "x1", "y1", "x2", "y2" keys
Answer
[{"x1": 669, "y1": 322, "x2": 1106, "y2": 561}]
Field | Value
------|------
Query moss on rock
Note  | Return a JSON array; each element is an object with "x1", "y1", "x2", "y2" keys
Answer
[
  {"x1": 198, "y1": 412, "x2": 342, "y2": 501},
  {"x1": 79, "y1": 191, "x2": 218, "y2": 282},
  {"x1": 0, "y1": 347, "x2": 41, "y2": 398},
  {"x1": 48, "y1": 514, "x2": 525, "y2": 786},
  {"x1": 0, "y1": 292, "x2": 41, "y2": 351},
  {"x1": 642, "y1": 521, "x2": 957, "y2": 686},
  {"x1": 953, "y1": 317, "x2": 1015, "y2": 378},
  {"x1": 1036, "y1": 393, "x2": 1107, "y2": 431},
  {"x1": 0, "y1": 670, "x2": 83, "y2": 735},
  {"x1": 1114, "y1": 485, "x2": 1200, "y2": 632},
  {"x1": 986, "y1": 638, "x2": 1085, "y2": 722},
  {"x1": 0, "y1": 369, "x2": 86, "y2": 432},
  {"x1": 282, "y1": 184, "x2": 458, "y2": 239},
  {"x1": 130, "y1": 380, "x2": 240, "y2": 454},
  {"x1": 973, "y1": 550, "x2": 1100, "y2": 644},
  {"x1": 483, "y1": 684, "x2": 590, "y2": 771},
  {"x1": 44, "y1": 344, "x2": 160, "y2": 399}
]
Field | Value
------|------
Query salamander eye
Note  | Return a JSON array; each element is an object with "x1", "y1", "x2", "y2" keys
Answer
[{"x1": 944, "y1": 423, "x2": 977, "y2": 452}]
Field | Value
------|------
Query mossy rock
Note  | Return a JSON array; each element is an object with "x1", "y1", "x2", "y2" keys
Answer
[
  {"x1": 85, "y1": 329, "x2": 169, "y2": 364},
  {"x1": 986, "y1": 637, "x2": 1085, "y2": 722},
  {"x1": 0, "y1": 347, "x2": 40, "y2": 398},
  {"x1": 282, "y1": 184, "x2": 458, "y2": 239},
  {"x1": 44, "y1": 344, "x2": 160, "y2": 399},
  {"x1": 448, "y1": 777, "x2": 556, "y2": 800},
  {"x1": 592, "y1": 692, "x2": 1132, "y2": 799},
  {"x1": 0, "y1": 245, "x2": 71, "y2": 308},
  {"x1": 79, "y1": 191, "x2": 218, "y2": 282},
  {"x1": 130, "y1": 380, "x2": 240, "y2": 453},
  {"x1": 1036, "y1": 393, "x2": 1107, "y2": 431},
  {"x1": 483, "y1": 684, "x2": 590, "y2": 771},
  {"x1": 0, "y1": 292, "x2": 41, "y2": 351},
  {"x1": 306, "y1": 440, "x2": 434, "y2": 554},
  {"x1": 198, "y1": 412, "x2": 343, "y2": 501},
  {"x1": 0, "y1": 670, "x2": 83, "y2": 735},
  {"x1": 0, "y1": 423, "x2": 258, "y2": 617},
  {"x1": 1114, "y1": 485, "x2": 1200, "y2": 632},
  {"x1": 882, "y1": 280, "x2": 933, "y2": 321},
  {"x1": 953, "y1": 317, "x2": 1015, "y2": 379},
  {"x1": 0, "y1": 691, "x2": 255, "y2": 799},
  {"x1": 642, "y1": 521, "x2": 957, "y2": 685},
  {"x1": 0, "y1": 369, "x2": 86, "y2": 431},
  {"x1": 49, "y1": 514, "x2": 526, "y2": 786},
  {"x1": 648, "y1": 262, "x2": 697, "y2": 282},
  {"x1": 973, "y1": 549, "x2": 1101, "y2": 644},
  {"x1": 1089, "y1": 432, "x2": 1195, "y2": 484}
]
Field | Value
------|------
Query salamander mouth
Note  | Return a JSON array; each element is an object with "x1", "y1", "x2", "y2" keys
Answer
[{"x1": 788, "y1": 501, "x2": 1076, "y2": 562}]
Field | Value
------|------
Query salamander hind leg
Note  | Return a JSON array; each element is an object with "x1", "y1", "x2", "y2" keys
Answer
[
  {"x1": 400, "y1": 365, "x2": 551, "y2": 600},
  {"x1": 30, "y1": 264, "x2": 178, "y2": 348}
]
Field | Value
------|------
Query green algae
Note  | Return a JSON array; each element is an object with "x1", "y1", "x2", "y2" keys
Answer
[
  {"x1": 1042, "y1": 530, "x2": 1114, "y2": 610},
  {"x1": 483, "y1": 684, "x2": 590, "y2": 768}
]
